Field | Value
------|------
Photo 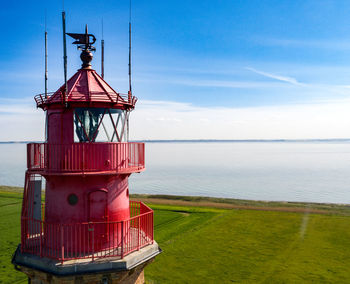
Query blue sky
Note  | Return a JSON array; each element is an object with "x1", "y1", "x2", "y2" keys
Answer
[{"x1": 2, "y1": 0, "x2": 350, "y2": 140}]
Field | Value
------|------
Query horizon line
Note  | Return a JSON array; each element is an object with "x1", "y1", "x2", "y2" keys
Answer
[{"x1": 2, "y1": 138, "x2": 350, "y2": 144}]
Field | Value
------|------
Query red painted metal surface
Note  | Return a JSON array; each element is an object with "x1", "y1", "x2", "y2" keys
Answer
[
  {"x1": 21, "y1": 173, "x2": 153, "y2": 261},
  {"x1": 21, "y1": 201, "x2": 153, "y2": 261},
  {"x1": 34, "y1": 69, "x2": 137, "y2": 110},
  {"x1": 27, "y1": 142, "x2": 145, "y2": 174}
]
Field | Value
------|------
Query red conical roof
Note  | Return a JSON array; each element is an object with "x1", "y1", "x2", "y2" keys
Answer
[{"x1": 35, "y1": 69, "x2": 137, "y2": 110}]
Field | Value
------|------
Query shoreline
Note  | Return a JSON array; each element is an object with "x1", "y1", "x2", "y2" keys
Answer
[
  {"x1": 2, "y1": 138, "x2": 350, "y2": 144},
  {"x1": 2, "y1": 185, "x2": 350, "y2": 215},
  {"x1": 130, "y1": 194, "x2": 350, "y2": 215}
]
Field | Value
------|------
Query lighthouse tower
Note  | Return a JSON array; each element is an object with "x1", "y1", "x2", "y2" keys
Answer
[{"x1": 13, "y1": 26, "x2": 160, "y2": 284}]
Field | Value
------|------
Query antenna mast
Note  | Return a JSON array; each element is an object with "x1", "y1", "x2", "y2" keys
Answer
[
  {"x1": 62, "y1": 11, "x2": 68, "y2": 102},
  {"x1": 45, "y1": 15, "x2": 48, "y2": 99},
  {"x1": 127, "y1": 0, "x2": 132, "y2": 142},
  {"x1": 101, "y1": 19, "x2": 104, "y2": 78},
  {"x1": 128, "y1": 0, "x2": 132, "y2": 94}
]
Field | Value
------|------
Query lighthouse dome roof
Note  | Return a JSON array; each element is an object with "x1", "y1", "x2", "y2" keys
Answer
[{"x1": 34, "y1": 68, "x2": 137, "y2": 110}]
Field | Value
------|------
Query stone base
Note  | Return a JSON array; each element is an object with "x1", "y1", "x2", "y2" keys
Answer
[
  {"x1": 18, "y1": 261, "x2": 148, "y2": 284},
  {"x1": 13, "y1": 242, "x2": 161, "y2": 284}
]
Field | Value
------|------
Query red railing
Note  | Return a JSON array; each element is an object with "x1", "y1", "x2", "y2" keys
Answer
[
  {"x1": 27, "y1": 142, "x2": 145, "y2": 174},
  {"x1": 21, "y1": 201, "x2": 153, "y2": 262},
  {"x1": 34, "y1": 91, "x2": 137, "y2": 108}
]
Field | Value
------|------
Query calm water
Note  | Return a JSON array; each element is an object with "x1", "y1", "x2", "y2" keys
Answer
[{"x1": 1, "y1": 142, "x2": 350, "y2": 203}]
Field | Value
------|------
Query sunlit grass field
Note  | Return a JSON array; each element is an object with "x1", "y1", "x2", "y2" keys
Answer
[
  {"x1": 0, "y1": 191, "x2": 24, "y2": 284},
  {"x1": 1, "y1": 188, "x2": 350, "y2": 283}
]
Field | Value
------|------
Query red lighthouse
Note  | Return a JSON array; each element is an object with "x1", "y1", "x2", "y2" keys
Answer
[{"x1": 13, "y1": 24, "x2": 160, "y2": 284}]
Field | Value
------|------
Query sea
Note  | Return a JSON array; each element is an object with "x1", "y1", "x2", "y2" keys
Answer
[{"x1": 1, "y1": 141, "x2": 350, "y2": 204}]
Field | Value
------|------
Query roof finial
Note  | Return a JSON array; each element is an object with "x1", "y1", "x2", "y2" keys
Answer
[{"x1": 67, "y1": 25, "x2": 96, "y2": 69}]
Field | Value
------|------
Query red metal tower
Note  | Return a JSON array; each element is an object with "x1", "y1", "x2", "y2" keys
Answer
[{"x1": 13, "y1": 26, "x2": 160, "y2": 284}]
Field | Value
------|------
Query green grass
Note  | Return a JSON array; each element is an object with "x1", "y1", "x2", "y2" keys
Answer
[
  {"x1": 146, "y1": 205, "x2": 350, "y2": 283},
  {"x1": 0, "y1": 192, "x2": 26, "y2": 284},
  {"x1": 1, "y1": 188, "x2": 350, "y2": 283}
]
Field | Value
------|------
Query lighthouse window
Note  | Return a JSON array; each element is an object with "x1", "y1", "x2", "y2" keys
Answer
[
  {"x1": 74, "y1": 108, "x2": 129, "y2": 142},
  {"x1": 74, "y1": 108, "x2": 106, "y2": 142},
  {"x1": 67, "y1": 194, "x2": 78, "y2": 205}
]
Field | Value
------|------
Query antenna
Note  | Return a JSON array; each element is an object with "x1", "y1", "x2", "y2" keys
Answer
[
  {"x1": 127, "y1": 0, "x2": 132, "y2": 142},
  {"x1": 44, "y1": 13, "x2": 48, "y2": 99},
  {"x1": 62, "y1": 11, "x2": 68, "y2": 102},
  {"x1": 128, "y1": 0, "x2": 132, "y2": 94},
  {"x1": 44, "y1": 12, "x2": 48, "y2": 142},
  {"x1": 101, "y1": 19, "x2": 104, "y2": 78}
]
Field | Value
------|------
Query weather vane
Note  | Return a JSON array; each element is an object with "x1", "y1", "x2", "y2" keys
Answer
[{"x1": 67, "y1": 25, "x2": 96, "y2": 68}]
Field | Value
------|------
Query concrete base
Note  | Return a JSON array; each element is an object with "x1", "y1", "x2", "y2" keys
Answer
[
  {"x1": 17, "y1": 261, "x2": 148, "y2": 284},
  {"x1": 13, "y1": 242, "x2": 161, "y2": 284}
]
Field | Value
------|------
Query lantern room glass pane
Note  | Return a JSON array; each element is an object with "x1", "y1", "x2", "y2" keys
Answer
[
  {"x1": 73, "y1": 108, "x2": 129, "y2": 142},
  {"x1": 74, "y1": 108, "x2": 105, "y2": 142}
]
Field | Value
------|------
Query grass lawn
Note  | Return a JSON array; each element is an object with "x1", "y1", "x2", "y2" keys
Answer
[
  {"x1": 146, "y1": 205, "x2": 350, "y2": 283},
  {"x1": 0, "y1": 191, "x2": 27, "y2": 284},
  {"x1": 1, "y1": 188, "x2": 350, "y2": 283}
]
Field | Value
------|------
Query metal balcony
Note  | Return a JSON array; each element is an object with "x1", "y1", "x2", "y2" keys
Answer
[
  {"x1": 21, "y1": 201, "x2": 153, "y2": 262},
  {"x1": 27, "y1": 142, "x2": 145, "y2": 175}
]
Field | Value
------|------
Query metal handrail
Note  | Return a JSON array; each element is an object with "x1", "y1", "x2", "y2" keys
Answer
[
  {"x1": 21, "y1": 201, "x2": 154, "y2": 262},
  {"x1": 27, "y1": 142, "x2": 145, "y2": 174},
  {"x1": 34, "y1": 91, "x2": 137, "y2": 108}
]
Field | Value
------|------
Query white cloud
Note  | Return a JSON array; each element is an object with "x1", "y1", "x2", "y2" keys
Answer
[
  {"x1": 245, "y1": 67, "x2": 302, "y2": 85},
  {"x1": 0, "y1": 112, "x2": 44, "y2": 141},
  {"x1": 130, "y1": 99, "x2": 350, "y2": 140},
  {"x1": 0, "y1": 98, "x2": 44, "y2": 141},
  {"x1": 136, "y1": 76, "x2": 287, "y2": 89},
  {"x1": 1, "y1": 98, "x2": 350, "y2": 141}
]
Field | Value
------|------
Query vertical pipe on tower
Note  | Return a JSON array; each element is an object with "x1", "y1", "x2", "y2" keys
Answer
[
  {"x1": 44, "y1": 29, "x2": 48, "y2": 142},
  {"x1": 101, "y1": 39, "x2": 104, "y2": 78},
  {"x1": 45, "y1": 32, "x2": 48, "y2": 98},
  {"x1": 62, "y1": 11, "x2": 68, "y2": 102},
  {"x1": 128, "y1": 21, "x2": 132, "y2": 94},
  {"x1": 101, "y1": 19, "x2": 104, "y2": 78},
  {"x1": 127, "y1": 0, "x2": 132, "y2": 139}
]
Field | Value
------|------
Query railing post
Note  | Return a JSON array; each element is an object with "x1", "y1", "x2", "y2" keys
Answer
[
  {"x1": 27, "y1": 144, "x2": 30, "y2": 169},
  {"x1": 46, "y1": 144, "x2": 49, "y2": 170},
  {"x1": 92, "y1": 224, "x2": 94, "y2": 262},
  {"x1": 87, "y1": 223, "x2": 95, "y2": 262},
  {"x1": 40, "y1": 221, "x2": 43, "y2": 257},
  {"x1": 151, "y1": 211, "x2": 154, "y2": 244},
  {"x1": 20, "y1": 218, "x2": 24, "y2": 253},
  {"x1": 60, "y1": 224, "x2": 64, "y2": 264},
  {"x1": 138, "y1": 215, "x2": 140, "y2": 250},
  {"x1": 121, "y1": 221, "x2": 124, "y2": 258}
]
